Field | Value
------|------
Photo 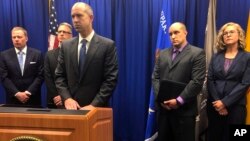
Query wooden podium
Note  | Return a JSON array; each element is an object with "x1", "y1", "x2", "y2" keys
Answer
[{"x1": 0, "y1": 107, "x2": 113, "y2": 141}]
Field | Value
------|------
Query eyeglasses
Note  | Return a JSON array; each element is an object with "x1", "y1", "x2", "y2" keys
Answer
[
  {"x1": 223, "y1": 30, "x2": 237, "y2": 36},
  {"x1": 57, "y1": 30, "x2": 72, "y2": 34}
]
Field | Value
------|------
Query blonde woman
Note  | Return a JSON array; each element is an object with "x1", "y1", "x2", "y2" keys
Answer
[{"x1": 207, "y1": 22, "x2": 250, "y2": 141}]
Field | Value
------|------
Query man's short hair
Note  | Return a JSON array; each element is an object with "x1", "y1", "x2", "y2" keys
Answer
[{"x1": 11, "y1": 27, "x2": 28, "y2": 37}]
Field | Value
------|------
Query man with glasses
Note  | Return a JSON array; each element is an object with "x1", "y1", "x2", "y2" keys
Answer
[
  {"x1": 57, "y1": 23, "x2": 73, "y2": 47},
  {"x1": 44, "y1": 22, "x2": 72, "y2": 108}
]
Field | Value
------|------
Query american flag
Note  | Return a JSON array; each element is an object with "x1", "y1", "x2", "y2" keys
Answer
[{"x1": 48, "y1": 0, "x2": 59, "y2": 50}]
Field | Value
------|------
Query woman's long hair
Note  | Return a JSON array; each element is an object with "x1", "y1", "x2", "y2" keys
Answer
[{"x1": 215, "y1": 22, "x2": 246, "y2": 52}]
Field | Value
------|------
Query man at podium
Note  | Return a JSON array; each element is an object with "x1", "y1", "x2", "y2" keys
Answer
[{"x1": 55, "y1": 2, "x2": 118, "y2": 110}]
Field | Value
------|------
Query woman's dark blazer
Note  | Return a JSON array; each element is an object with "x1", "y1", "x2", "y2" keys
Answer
[{"x1": 207, "y1": 49, "x2": 250, "y2": 107}]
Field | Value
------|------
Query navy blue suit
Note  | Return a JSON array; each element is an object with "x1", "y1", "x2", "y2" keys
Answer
[
  {"x1": 0, "y1": 47, "x2": 44, "y2": 106},
  {"x1": 207, "y1": 49, "x2": 250, "y2": 141}
]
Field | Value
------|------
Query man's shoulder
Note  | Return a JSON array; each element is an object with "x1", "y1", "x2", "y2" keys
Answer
[
  {"x1": 94, "y1": 34, "x2": 114, "y2": 44},
  {"x1": 64, "y1": 37, "x2": 78, "y2": 43},
  {"x1": 48, "y1": 47, "x2": 59, "y2": 53},
  {"x1": 45, "y1": 48, "x2": 59, "y2": 56},
  {"x1": 26, "y1": 48, "x2": 43, "y2": 59},
  {"x1": 156, "y1": 48, "x2": 170, "y2": 57},
  {"x1": 1, "y1": 48, "x2": 14, "y2": 54},
  {"x1": 59, "y1": 37, "x2": 78, "y2": 51},
  {"x1": 28, "y1": 47, "x2": 42, "y2": 54},
  {"x1": 160, "y1": 47, "x2": 172, "y2": 55},
  {"x1": 187, "y1": 45, "x2": 204, "y2": 56},
  {"x1": 188, "y1": 44, "x2": 203, "y2": 51}
]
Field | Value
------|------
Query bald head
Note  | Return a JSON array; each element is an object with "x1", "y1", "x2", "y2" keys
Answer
[
  {"x1": 72, "y1": 2, "x2": 93, "y2": 16},
  {"x1": 71, "y1": 2, "x2": 94, "y2": 37},
  {"x1": 168, "y1": 22, "x2": 188, "y2": 48},
  {"x1": 169, "y1": 22, "x2": 187, "y2": 32}
]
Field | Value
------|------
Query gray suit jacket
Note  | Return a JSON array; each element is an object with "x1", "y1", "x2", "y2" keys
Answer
[
  {"x1": 152, "y1": 44, "x2": 206, "y2": 116},
  {"x1": 55, "y1": 34, "x2": 118, "y2": 107}
]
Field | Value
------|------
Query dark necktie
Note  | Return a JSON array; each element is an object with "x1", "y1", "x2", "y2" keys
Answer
[
  {"x1": 172, "y1": 49, "x2": 180, "y2": 60},
  {"x1": 79, "y1": 39, "x2": 87, "y2": 74}
]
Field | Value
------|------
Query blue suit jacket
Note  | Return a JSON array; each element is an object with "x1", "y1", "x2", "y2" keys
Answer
[
  {"x1": 0, "y1": 47, "x2": 44, "y2": 106},
  {"x1": 207, "y1": 49, "x2": 250, "y2": 107}
]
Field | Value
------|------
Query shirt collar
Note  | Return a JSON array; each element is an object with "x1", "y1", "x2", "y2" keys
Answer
[
  {"x1": 15, "y1": 46, "x2": 27, "y2": 54},
  {"x1": 78, "y1": 30, "x2": 95, "y2": 44},
  {"x1": 173, "y1": 43, "x2": 188, "y2": 52}
]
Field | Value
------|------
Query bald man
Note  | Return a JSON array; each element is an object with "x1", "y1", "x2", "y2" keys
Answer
[
  {"x1": 45, "y1": 22, "x2": 72, "y2": 108},
  {"x1": 152, "y1": 22, "x2": 205, "y2": 141},
  {"x1": 55, "y1": 2, "x2": 118, "y2": 110}
]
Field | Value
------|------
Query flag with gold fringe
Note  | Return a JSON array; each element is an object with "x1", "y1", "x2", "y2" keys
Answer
[{"x1": 245, "y1": 10, "x2": 250, "y2": 125}]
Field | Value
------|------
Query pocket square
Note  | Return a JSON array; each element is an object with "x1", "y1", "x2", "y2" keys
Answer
[{"x1": 30, "y1": 62, "x2": 37, "y2": 64}]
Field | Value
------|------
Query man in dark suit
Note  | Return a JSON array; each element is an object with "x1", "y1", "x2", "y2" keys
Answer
[
  {"x1": 55, "y1": 2, "x2": 118, "y2": 110},
  {"x1": 152, "y1": 22, "x2": 206, "y2": 141},
  {"x1": 45, "y1": 22, "x2": 72, "y2": 108},
  {"x1": 0, "y1": 27, "x2": 44, "y2": 107}
]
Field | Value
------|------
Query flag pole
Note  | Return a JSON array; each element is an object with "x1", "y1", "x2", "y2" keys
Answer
[{"x1": 245, "y1": 10, "x2": 250, "y2": 125}]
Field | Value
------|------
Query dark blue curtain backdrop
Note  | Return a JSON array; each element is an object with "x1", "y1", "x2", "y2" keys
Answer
[{"x1": 0, "y1": 0, "x2": 249, "y2": 140}]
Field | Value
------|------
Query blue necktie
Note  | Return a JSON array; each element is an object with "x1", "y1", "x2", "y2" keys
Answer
[
  {"x1": 79, "y1": 39, "x2": 87, "y2": 74},
  {"x1": 18, "y1": 51, "x2": 24, "y2": 75}
]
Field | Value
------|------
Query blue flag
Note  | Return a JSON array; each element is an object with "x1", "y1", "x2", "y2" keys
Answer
[
  {"x1": 155, "y1": 1, "x2": 172, "y2": 50},
  {"x1": 144, "y1": 1, "x2": 172, "y2": 140}
]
